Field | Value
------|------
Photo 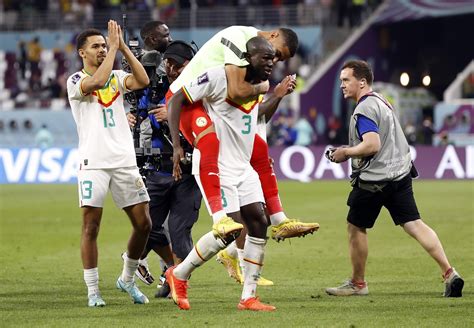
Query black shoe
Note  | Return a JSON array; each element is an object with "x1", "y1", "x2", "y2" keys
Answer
[
  {"x1": 155, "y1": 280, "x2": 171, "y2": 298},
  {"x1": 444, "y1": 268, "x2": 464, "y2": 297}
]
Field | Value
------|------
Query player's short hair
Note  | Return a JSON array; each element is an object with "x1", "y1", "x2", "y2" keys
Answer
[
  {"x1": 76, "y1": 29, "x2": 105, "y2": 51},
  {"x1": 140, "y1": 21, "x2": 166, "y2": 40},
  {"x1": 342, "y1": 60, "x2": 374, "y2": 85},
  {"x1": 278, "y1": 28, "x2": 298, "y2": 57},
  {"x1": 246, "y1": 36, "x2": 272, "y2": 57}
]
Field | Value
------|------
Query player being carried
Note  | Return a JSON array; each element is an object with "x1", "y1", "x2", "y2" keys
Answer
[{"x1": 166, "y1": 36, "x2": 288, "y2": 311}]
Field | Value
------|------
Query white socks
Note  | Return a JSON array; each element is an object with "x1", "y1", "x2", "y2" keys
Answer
[
  {"x1": 269, "y1": 212, "x2": 287, "y2": 226},
  {"x1": 121, "y1": 253, "x2": 139, "y2": 283},
  {"x1": 241, "y1": 236, "x2": 266, "y2": 300},
  {"x1": 84, "y1": 267, "x2": 99, "y2": 296},
  {"x1": 237, "y1": 247, "x2": 245, "y2": 274},
  {"x1": 212, "y1": 210, "x2": 227, "y2": 224},
  {"x1": 226, "y1": 241, "x2": 238, "y2": 258},
  {"x1": 174, "y1": 231, "x2": 226, "y2": 280}
]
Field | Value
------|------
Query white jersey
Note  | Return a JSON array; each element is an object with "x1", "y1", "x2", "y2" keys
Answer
[
  {"x1": 183, "y1": 67, "x2": 262, "y2": 182},
  {"x1": 67, "y1": 69, "x2": 137, "y2": 169},
  {"x1": 170, "y1": 26, "x2": 259, "y2": 93},
  {"x1": 256, "y1": 115, "x2": 268, "y2": 141}
]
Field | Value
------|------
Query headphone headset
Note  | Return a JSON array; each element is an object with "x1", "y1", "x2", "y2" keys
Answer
[{"x1": 166, "y1": 40, "x2": 199, "y2": 56}]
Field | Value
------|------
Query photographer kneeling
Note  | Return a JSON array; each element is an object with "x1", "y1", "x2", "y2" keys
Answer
[{"x1": 127, "y1": 41, "x2": 201, "y2": 298}]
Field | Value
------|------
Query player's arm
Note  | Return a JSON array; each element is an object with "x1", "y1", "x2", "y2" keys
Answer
[
  {"x1": 225, "y1": 65, "x2": 269, "y2": 100},
  {"x1": 167, "y1": 89, "x2": 189, "y2": 180},
  {"x1": 258, "y1": 75, "x2": 296, "y2": 123},
  {"x1": 81, "y1": 20, "x2": 120, "y2": 94},
  {"x1": 118, "y1": 25, "x2": 149, "y2": 90}
]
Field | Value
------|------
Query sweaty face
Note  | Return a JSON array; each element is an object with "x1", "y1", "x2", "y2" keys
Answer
[
  {"x1": 268, "y1": 35, "x2": 291, "y2": 63},
  {"x1": 340, "y1": 68, "x2": 360, "y2": 100},
  {"x1": 80, "y1": 35, "x2": 107, "y2": 67},
  {"x1": 248, "y1": 44, "x2": 275, "y2": 81},
  {"x1": 150, "y1": 25, "x2": 171, "y2": 53},
  {"x1": 164, "y1": 58, "x2": 188, "y2": 83}
]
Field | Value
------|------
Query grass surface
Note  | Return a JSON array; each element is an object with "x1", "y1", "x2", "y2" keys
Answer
[{"x1": 0, "y1": 181, "x2": 473, "y2": 327}]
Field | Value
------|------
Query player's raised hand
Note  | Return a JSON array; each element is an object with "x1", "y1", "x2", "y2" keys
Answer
[
  {"x1": 172, "y1": 145, "x2": 184, "y2": 181},
  {"x1": 107, "y1": 20, "x2": 120, "y2": 51},
  {"x1": 117, "y1": 24, "x2": 127, "y2": 51},
  {"x1": 274, "y1": 75, "x2": 297, "y2": 98}
]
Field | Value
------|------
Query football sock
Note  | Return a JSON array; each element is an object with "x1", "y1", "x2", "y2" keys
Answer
[
  {"x1": 174, "y1": 231, "x2": 226, "y2": 280},
  {"x1": 237, "y1": 247, "x2": 245, "y2": 274},
  {"x1": 159, "y1": 258, "x2": 168, "y2": 272},
  {"x1": 241, "y1": 236, "x2": 266, "y2": 300},
  {"x1": 212, "y1": 210, "x2": 227, "y2": 224},
  {"x1": 84, "y1": 267, "x2": 100, "y2": 296},
  {"x1": 269, "y1": 212, "x2": 287, "y2": 226},
  {"x1": 196, "y1": 133, "x2": 223, "y2": 216},
  {"x1": 121, "y1": 253, "x2": 139, "y2": 283},
  {"x1": 250, "y1": 135, "x2": 286, "y2": 219},
  {"x1": 226, "y1": 241, "x2": 238, "y2": 258}
]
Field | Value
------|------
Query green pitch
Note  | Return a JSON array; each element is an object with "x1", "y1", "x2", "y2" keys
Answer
[{"x1": 0, "y1": 181, "x2": 472, "y2": 327}]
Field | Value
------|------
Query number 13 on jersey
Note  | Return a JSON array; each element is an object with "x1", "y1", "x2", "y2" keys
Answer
[{"x1": 102, "y1": 108, "x2": 116, "y2": 128}]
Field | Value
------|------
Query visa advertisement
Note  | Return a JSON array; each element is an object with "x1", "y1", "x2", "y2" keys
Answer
[{"x1": 0, "y1": 145, "x2": 473, "y2": 184}]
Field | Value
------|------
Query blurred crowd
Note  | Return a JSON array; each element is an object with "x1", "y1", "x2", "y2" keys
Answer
[
  {"x1": 1, "y1": 0, "x2": 381, "y2": 30},
  {"x1": 1, "y1": 31, "x2": 470, "y2": 148},
  {"x1": 2, "y1": 0, "x2": 470, "y2": 148},
  {"x1": 1, "y1": 36, "x2": 71, "y2": 111}
]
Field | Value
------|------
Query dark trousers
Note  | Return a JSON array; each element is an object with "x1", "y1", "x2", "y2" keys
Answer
[{"x1": 146, "y1": 171, "x2": 202, "y2": 260}]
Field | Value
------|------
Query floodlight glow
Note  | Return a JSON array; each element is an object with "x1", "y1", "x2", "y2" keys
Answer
[
  {"x1": 400, "y1": 72, "x2": 409, "y2": 86},
  {"x1": 422, "y1": 75, "x2": 431, "y2": 87}
]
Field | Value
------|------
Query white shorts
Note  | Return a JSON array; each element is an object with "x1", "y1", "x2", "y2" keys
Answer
[
  {"x1": 196, "y1": 168, "x2": 264, "y2": 215},
  {"x1": 77, "y1": 167, "x2": 150, "y2": 209}
]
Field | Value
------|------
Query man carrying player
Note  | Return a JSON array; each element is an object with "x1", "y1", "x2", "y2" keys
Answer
[{"x1": 165, "y1": 36, "x2": 291, "y2": 311}]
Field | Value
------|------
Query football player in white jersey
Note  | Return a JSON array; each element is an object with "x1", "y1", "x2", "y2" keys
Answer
[
  {"x1": 164, "y1": 37, "x2": 284, "y2": 312},
  {"x1": 67, "y1": 20, "x2": 151, "y2": 307}
]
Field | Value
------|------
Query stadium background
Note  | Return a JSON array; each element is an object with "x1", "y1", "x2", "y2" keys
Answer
[
  {"x1": 0, "y1": 0, "x2": 473, "y2": 183},
  {"x1": 0, "y1": 1, "x2": 473, "y2": 326}
]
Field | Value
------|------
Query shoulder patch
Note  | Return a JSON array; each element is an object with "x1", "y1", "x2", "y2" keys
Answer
[
  {"x1": 197, "y1": 72, "x2": 209, "y2": 85},
  {"x1": 71, "y1": 73, "x2": 81, "y2": 84}
]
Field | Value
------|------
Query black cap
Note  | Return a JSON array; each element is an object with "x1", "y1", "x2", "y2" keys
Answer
[{"x1": 163, "y1": 41, "x2": 195, "y2": 65}]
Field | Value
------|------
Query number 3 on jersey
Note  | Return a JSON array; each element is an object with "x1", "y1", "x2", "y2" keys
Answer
[
  {"x1": 241, "y1": 114, "x2": 251, "y2": 134},
  {"x1": 102, "y1": 108, "x2": 116, "y2": 128}
]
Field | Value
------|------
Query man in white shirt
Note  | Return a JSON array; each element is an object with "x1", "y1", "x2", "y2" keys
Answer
[{"x1": 67, "y1": 20, "x2": 151, "y2": 307}]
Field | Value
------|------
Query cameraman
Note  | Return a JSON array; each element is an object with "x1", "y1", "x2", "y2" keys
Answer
[
  {"x1": 136, "y1": 21, "x2": 171, "y2": 147},
  {"x1": 127, "y1": 41, "x2": 201, "y2": 298},
  {"x1": 140, "y1": 21, "x2": 171, "y2": 53}
]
